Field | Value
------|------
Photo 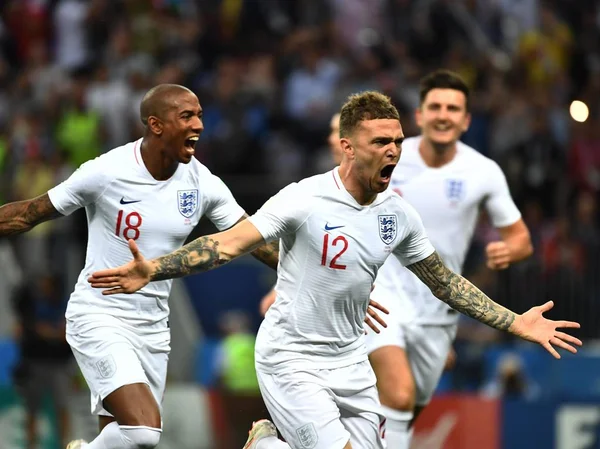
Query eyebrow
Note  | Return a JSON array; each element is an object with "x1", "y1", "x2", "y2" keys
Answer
[
  {"x1": 371, "y1": 136, "x2": 405, "y2": 145},
  {"x1": 179, "y1": 109, "x2": 203, "y2": 116}
]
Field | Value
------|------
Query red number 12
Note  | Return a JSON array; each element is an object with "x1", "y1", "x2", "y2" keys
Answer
[{"x1": 321, "y1": 234, "x2": 348, "y2": 270}]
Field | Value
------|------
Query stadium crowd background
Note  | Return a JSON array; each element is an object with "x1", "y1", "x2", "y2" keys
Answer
[{"x1": 0, "y1": 0, "x2": 599, "y2": 448}]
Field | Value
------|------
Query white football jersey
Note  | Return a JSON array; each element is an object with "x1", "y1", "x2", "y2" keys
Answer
[
  {"x1": 374, "y1": 136, "x2": 521, "y2": 325},
  {"x1": 248, "y1": 168, "x2": 435, "y2": 371},
  {"x1": 48, "y1": 139, "x2": 245, "y2": 329}
]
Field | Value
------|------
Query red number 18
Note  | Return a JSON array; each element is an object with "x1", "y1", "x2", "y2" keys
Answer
[
  {"x1": 115, "y1": 210, "x2": 142, "y2": 240},
  {"x1": 321, "y1": 234, "x2": 348, "y2": 270}
]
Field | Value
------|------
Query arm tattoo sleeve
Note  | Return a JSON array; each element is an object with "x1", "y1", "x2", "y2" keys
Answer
[
  {"x1": 150, "y1": 236, "x2": 230, "y2": 281},
  {"x1": 0, "y1": 193, "x2": 63, "y2": 236},
  {"x1": 406, "y1": 251, "x2": 515, "y2": 331}
]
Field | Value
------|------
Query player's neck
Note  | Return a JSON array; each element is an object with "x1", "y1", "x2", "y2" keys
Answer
[
  {"x1": 140, "y1": 139, "x2": 178, "y2": 180},
  {"x1": 419, "y1": 139, "x2": 457, "y2": 168},
  {"x1": 337, "y1": 166, "x2": 377, "y2": 206}
]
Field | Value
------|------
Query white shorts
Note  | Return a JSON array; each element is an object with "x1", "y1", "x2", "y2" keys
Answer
[
  {"x1": 66, "y1": 315, "x2": 170, "y2": 417},
  {"x1": 257, "y1": 361, "x2": 385, "y2": 449},
  {"x1": 365, "y1": 320, "x2": 457, "y2": 406}
]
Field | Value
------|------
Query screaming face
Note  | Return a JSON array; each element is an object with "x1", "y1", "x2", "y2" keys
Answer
[
  {"x1": 160, "y1": 90, "x2": 204, "y2": 164},
  {"x1": 343, "y1": 118, "x2": 404, "y2": 195}
]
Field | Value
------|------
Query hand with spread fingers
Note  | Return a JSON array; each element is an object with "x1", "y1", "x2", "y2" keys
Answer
[
  {"x1": 88, "y1": 240, "x2": 153, "y2": 295},
  {"x1": 511, "y1": 300, "x2": 582, "y2": 359}
]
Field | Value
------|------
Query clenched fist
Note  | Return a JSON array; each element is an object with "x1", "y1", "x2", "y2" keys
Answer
[{"x1": 486, "y1": 241, "x2": 511, "y2": 270}]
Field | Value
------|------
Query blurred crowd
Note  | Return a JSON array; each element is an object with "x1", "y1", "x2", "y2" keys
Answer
[{"x1": 0, "y1": 0, "x2": 599, "y2": 384}]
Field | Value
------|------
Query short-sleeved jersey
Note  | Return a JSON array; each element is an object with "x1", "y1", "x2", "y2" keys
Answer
[
  {"x1": 248, "y1": 168, "x2": 434, "y2": 371},
  {"x1": 374, "y1": 136, "x2": 521, "y2": 325},
  {"x1": 48, "y1": 139, "x2": 245, "y2": 328}
]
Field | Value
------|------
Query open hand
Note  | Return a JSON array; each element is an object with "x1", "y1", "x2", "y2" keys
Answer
[
  {"x1": 88, "y1": 239, "x2": 152, "y2": 295},
  {"x1": 512, "y1": 301, "x2": 582, "y2": 359}
]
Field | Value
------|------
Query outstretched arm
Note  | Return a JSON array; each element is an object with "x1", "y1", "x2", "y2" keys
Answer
[
  {"x1": 0, "y1": 193, "x2": 63, "y2": 236},
  {"x1": 407, "y1": 251, "x2": 515, "y2": 330},
  {"x1": 406, "y1": 251, "x2": 581, "y2": 358},
  {"x1": 89, "y1": 219, "x2": 266, "y2": 293},
  {"x1": 151, "y1": 219, "x2": 266, "y2": 281}
]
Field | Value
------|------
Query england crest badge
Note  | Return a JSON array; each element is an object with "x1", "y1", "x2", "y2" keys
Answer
[
  {"x1": 445, "y1": 179, "x2": 465, "y2": 203},
  {"x1": 96, "y1": 355, "x2": 117, "y2": 379},
  {"x1": 378, "y1": 214, "x2": 397, "y2": 245},
  {"x1": 178, "y1": 189, "x2": 198, "y2": 218},
  {"x1": 296, "y1": 423, "x2": 318, "y2": 449}
]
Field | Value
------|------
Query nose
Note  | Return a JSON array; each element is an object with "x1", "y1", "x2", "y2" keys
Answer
[
  {"x1": 437, "y1": 106, "x2": 449, "y2": 121},
  {"x1": 386, "y1": 144, "x2": 400, "y2": 161},
  {"x1": 193, "y1": 117, "x2": 204, "y2": 133}
]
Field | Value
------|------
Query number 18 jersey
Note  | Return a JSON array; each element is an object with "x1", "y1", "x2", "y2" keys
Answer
[
  {"x1": 248, "y1": 168, "x2": 434, "y2": 372},
  {"x1": 48, "y1": 139, "x2": 245, "y2": 328}
]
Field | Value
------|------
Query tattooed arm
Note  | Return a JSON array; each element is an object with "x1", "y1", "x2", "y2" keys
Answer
[
  {"x1": 406, "y1": 251, "x2": 516, "y2": 331},
  {"x1": 88, "y1": 219, "x2": 267, "y2": 293},
  {"x1": 0, "y1": 193, "x2": 63, "y2": 236},
  {"x1": 406, "y1": 251, "x2": 582, "y2": 359},
  {"x1": 235, "y1": 214, "x2": 279, "y2": 270}
]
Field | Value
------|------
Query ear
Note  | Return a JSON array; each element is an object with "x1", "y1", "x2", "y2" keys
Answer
[
  {"x1": 415, "y1": 107, "x2": 424, "y2": 129},
  {"x1": 462, "y1": 112, "x2": 472, "y2": 132},
  {"x1": 147, "y1": 116, "x2": 163, "y2": 136},
  {"x1": 340, "y1": 138, "x2": 355, "y2": 159}
]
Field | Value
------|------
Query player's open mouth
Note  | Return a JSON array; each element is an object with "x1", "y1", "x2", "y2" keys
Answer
[
  {"x1": 380, "y1": 164, "x2": 396, "y2": 181},
  {"x1": 184, "y1": 136, "x2": 199, "y2": 153}
]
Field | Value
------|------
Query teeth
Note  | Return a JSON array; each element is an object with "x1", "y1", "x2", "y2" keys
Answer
[{"x1": 188, "y1": 136, "x2": 199, "y2": 141}]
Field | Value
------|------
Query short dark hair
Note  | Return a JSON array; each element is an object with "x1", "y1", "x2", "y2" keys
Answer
[
  {"x1": 339, "y1": 91, "x2": 400, "y2": 138},
  {"x1": 419, "y1": 70, "x2": 470, "y2": 111}
]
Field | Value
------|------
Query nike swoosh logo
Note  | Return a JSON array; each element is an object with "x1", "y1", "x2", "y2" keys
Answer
[
  {"x1": 325, "y1": 223, "x2": 345, "y2": 231},
  {"x1": 120, "y1": 197, "x2": 141, "y2": 205}
]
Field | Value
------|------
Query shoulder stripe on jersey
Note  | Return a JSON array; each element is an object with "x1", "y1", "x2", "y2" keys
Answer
[
  {"x1": 332, "y1": 170, "x2": 340, "y2": 190},
  {"x1": 133, "y1": 139, "x2": 140, "y2": 165}
]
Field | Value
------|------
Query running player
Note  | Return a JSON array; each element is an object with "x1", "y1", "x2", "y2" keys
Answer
[
  {"x1": 0, "y1": 84, "x2": 279, "y2": 449},
  {"x1": 365, "y1": 70, "x2": 534, "y2": 448}
]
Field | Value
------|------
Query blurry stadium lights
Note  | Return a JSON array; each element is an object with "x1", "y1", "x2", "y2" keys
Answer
[{"x1": 570, "y1": 100, "x2": 589, "y2": 123}]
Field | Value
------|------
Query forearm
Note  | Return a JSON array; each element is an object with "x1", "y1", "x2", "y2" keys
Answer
[
  {"x1": 250, "y1": 240, "x2": 279, "y2": 270},
  {"x1": 435, "y1": 271, "x2": 516, "y2": 331},
  {"x1": 0, "y1": 201, "x2": 38, "y2": 235},
  {"x1": 504, "y1": 233, "x2": 533, "y2": 263},
  {"x1": 149, "y1": 235, "x2": 233, "y2": 281},
  {"x1": 408, "y1": 252, "x2": 517, "y2": 332}
]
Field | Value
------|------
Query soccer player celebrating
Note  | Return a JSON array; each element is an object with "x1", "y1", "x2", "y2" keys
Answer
[
  {"x1": 89, "y1": 91, "x2": 581, "y2": 449},
  {"x1": 364, "y1": 69, "x2": 535, "y2": 448},
  {"x1": 0, "y1": 84, "x2": 279, "y2": 449}
]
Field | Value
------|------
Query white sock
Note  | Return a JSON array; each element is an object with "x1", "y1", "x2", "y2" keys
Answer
[
  {"x1": 256, "y1": 436, "x2": 290, "y2": 449},
  {"x1": 381, "y1": 405, "x2": 413, "y2": 449},
  {"x1": 84, "y1": 421, "x2": 162, "y2": 449}
]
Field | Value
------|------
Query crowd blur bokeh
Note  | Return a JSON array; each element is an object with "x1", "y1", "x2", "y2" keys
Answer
[{"x1": 0, "y1": 0, "x2": 599, "y2": 409}]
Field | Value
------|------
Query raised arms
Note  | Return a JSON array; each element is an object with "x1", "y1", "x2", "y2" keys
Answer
[
  {"x1": 406, "y1": 251, "x2": 581, "y2": 358},
  {"x1": 0, "y1": 193, "x2": 63, "y2": 236}
]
